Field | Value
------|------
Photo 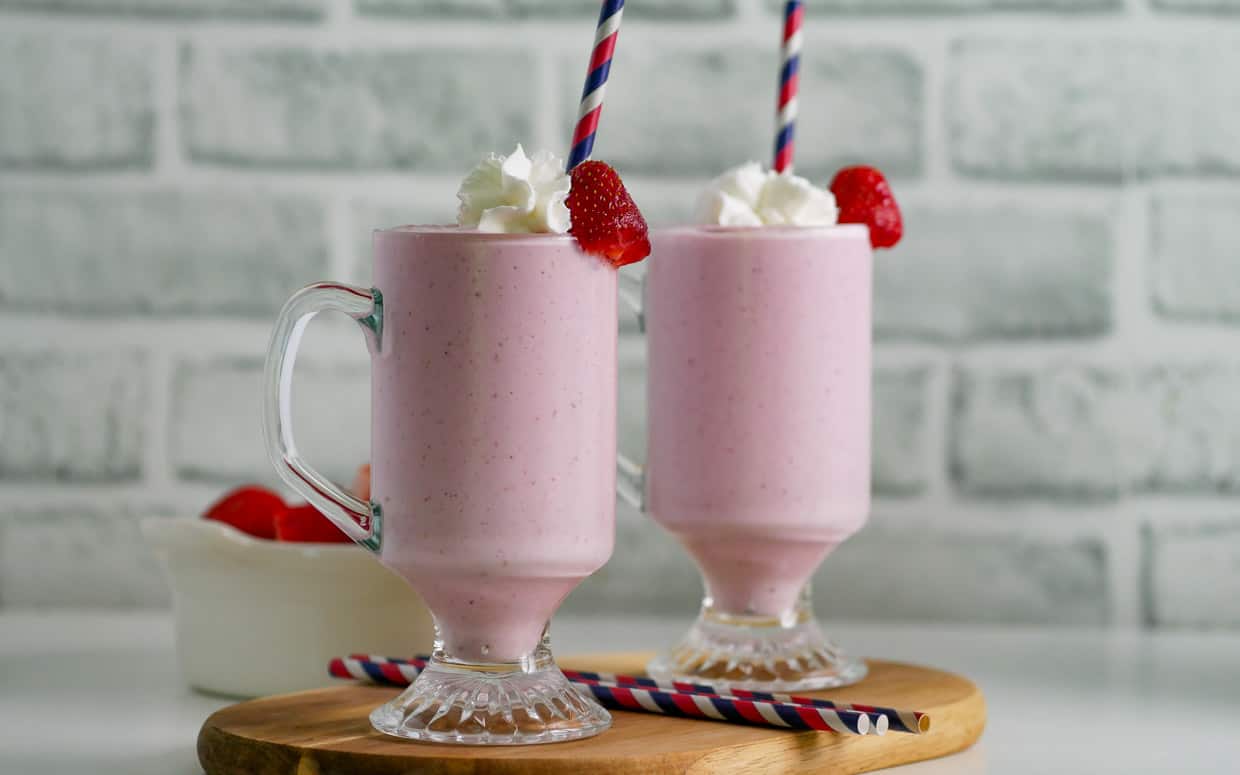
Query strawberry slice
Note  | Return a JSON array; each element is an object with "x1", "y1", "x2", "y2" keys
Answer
[
  {"x1": 829, "y1": 166, "x2": 903, "y2": 249},
  {"x1": 274, "y1": 503, "x2": 352, "y2": 543},
  {"x1": 566, "y1": 160, "x2": 651, "y2": 267},
  {"x1": 202, "y1": 485, "x2": 285, "y2": 540}
]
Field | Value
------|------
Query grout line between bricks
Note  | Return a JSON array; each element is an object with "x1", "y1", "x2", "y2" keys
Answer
[
  {"x1": 151, "y1": 32, "x2": 182, "y2": 181},
  {"x1": 142, "y1": 349, "x2": 176, "y2": 493},
  {"x1": 918, "y1": 28, "x2": 949, "y2": 185},
  {"x1": 1106, "y1": 517, "x2": 1143, "y2": 628}
]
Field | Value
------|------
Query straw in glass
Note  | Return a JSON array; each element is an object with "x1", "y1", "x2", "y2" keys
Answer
[
  {"x1": 774, "y1": 0, "x2": 803, "y2": 173},
  {"x1": 568, "y1": 0, "x2": 626, "y2": 171}
]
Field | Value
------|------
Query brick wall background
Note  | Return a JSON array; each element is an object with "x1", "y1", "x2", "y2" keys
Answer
[{"x1": 3, "y1": 0, "x2": 1239, "y2": 630}]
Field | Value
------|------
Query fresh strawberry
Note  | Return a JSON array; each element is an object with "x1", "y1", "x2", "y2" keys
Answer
[
  {"x1": 566, "y1": 160, "x2": 651, "y2": 267},
  {"x1": 351, "y1": 463, "x2": 371, "y2": 502},
  {"x1": 274, "y1": 504, "x2": 352, "y2": 543},
  {"x1": 202, "y1": 485, "x2": 285, "y2": 540},
  {"x1": 829, "y1": 166, "x2": 903, "y2": 249}
]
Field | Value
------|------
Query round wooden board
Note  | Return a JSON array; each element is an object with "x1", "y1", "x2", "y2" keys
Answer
[{"x1": 199, "y1": 653, "x2": 985, "y2": 775}]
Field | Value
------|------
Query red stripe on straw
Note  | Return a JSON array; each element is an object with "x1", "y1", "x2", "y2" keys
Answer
[
  {"x1": 572, "y1": 106, "x2": 603, "y2": 147},
  {"x1": 796, "y1": 705, "x2": 828, "y2": 731},
  {"x1": 783, "y1": 3, "x2": 803, "y2": 38},
  {"x1": 669, "y1": 692, "x2": 702, "y2": 717},
  {"x1": 732, "y1": 699, "x2": 768, "y2": 726},
  {"x1": 328, "y1": 658, "x2": 350, "y2": 679},
  {"x1": 774, "y1": 144, "x2": 794, "y2": 174},
  {"x1": 779, "y1": 73, "x2": 799, "y2": 108},
  {"x1": 589, "y1": 31, "x2": 619, "y2": 74},
  {"x1": 609, "y1": 685, "x2": 644, "y2": 710}
]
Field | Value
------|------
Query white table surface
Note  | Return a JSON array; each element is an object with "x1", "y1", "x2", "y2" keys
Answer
[{"x1": 1, "y1": 612, "x2": 1237, "y2": 774}]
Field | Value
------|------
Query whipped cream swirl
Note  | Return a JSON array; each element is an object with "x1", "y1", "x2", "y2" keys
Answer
[
  {"x1": 457, "y1": 145, "x2": 572, "y2": 234},
  {"x1": 695, "y1": 162, "x2": 838, "y2": 227}
]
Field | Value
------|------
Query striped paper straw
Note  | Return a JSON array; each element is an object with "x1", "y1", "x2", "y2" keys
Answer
[
  {"x1": 353, "y1": 654, "x2": 924, "y2": 735},
  {"x1": 773, "y1": 0, "x2": 803, "y2": 174},
  {"x1": 329, "y1": 656, "x2": 871, "y2": 736},
  {"x1": 568, "y1": 0, "x2": 625, "y2": 171},
  {"x1": 578, "y1": 677, "x2": 869, "y2": 735},
  {"x1": 567, "y1": 668, "x2": 921, "y2": 735}
]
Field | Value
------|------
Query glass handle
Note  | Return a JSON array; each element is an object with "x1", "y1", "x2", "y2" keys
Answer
[
  {"x1": 262, "y1": 282, "x2": 383, "y2": 553},
  {"x1": 616, "y1": 267, "x2": 646, "y2": 511}
]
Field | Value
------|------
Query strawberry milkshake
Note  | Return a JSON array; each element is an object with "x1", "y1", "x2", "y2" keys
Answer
[
  {"x1": 636, "y1": 162, "x2": 901, "y2": 691},
  {"x1": 264, "y1": 145, "x2": 650, "y2": 744},
  {"x1": 371, "y1": 226, "x2": 616, "y2": 665}
]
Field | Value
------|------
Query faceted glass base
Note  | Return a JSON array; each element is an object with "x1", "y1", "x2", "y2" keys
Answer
[
  {"x1": 369, "y1": 648, "x2": 611, "y2": 745},
  {"x1": 648, "y1": 590, "x2": 868, "y2": 692}
]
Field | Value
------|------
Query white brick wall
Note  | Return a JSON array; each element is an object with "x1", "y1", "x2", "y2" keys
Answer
[{"x1": 3, "y1": 0, "x2": 1240, "y2": 630}]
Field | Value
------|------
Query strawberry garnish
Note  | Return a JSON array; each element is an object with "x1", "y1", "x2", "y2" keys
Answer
[
  {"x1": 203, "y1": 485, "x2": 285, "y2": 540},
  {"x1": 274, "y1": 503, "x2": 352, "y2": 543},
  {"x1": 829, "y1": 166, "x2": 903, "y2": 249},
  {"x1": 566, "y1": 160, "x2": 651, "y2": 267}
]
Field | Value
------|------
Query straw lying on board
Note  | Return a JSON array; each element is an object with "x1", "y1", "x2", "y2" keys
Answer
[
  {"x1": 354, "y1": 654, "x2": 928, "y2": 735},
  {"x1": 567, "y1": 667, "x2": 929, "y2": 735},
  {"x1": 330, "y1": 655, "x2": 877, "y2": 736}
]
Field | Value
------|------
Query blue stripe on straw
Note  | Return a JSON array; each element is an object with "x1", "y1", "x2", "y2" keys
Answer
[
  {"x1": 359, "y1": 661, "x2": 393, "y2": 685},
  {"x1": 568, "y1": 138, "x2": 593, "y2": 171},
  {"x1": 648, "y1": 689, "x2": 682, "y2": 715},
  {"x1": 580, "y1": 60, "x2": 612, "y2": 100},
  {"x1": 597, "y1": 0, "x2": 624, "y2": 22},
  {"x1": 773, "y1": 702, "x2": 805, "y2": 727},
  {"x1": 779, "y1": 55, "x2": 799, "y2": 85},
  {"x1": 775, "y1": 124, "x2": 795, "y2": 151},
  {"x1": 709, "y1": 696, "x2": 746, "y2": 725}
]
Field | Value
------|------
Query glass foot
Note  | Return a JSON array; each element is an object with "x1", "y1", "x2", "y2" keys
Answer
[
  {"x1": 369, "y1": 655, "x2": 611, "y2": 745},
  {"x1": 648, "y1": 600, "x2": 868, "y2": 692}
]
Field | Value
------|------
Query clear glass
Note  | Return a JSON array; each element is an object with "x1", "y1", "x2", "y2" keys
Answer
[
  {"x1": 370, "y1": 624, "x2": 609, "y2": 744},
  {"x1": 263, "y1": 229, "x2": 617, "y2": 744},
  {"x1": 646, "y1": 585, "x2": 867, "y2": 691},
  {"x1": 636, "y1": 225, "x2": 874, "y2": 692}
]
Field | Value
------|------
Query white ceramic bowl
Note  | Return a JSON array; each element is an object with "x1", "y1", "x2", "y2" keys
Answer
[{"x1": 142, "y1": 518, "x2": 434, "y2": 698}]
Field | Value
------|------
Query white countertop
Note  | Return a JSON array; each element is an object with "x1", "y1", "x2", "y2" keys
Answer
[{"x1": 1, "y1": 612, "x2": 1237, "y2": 774}]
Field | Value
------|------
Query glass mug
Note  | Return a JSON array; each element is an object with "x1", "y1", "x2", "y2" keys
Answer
[
  {"x1": 264, "y1": 227, "x2": 617, "y2": 745},
  {"x1": 618, "y1": 224, "x2": 873, "y2": 691}
]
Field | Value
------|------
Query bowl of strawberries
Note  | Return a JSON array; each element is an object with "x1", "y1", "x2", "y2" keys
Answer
[{"x1": 142, "y1": 466, "x2": 433, "y2": 698}]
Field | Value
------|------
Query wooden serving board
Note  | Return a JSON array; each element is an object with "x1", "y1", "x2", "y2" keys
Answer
[{"x1": 199, "y1": 652, "x2": 985, "y2": 775}]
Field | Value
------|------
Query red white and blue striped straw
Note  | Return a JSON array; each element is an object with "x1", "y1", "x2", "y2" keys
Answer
[
  {"x1": 568, "y1": 0, "x2": 625, "y2": 172},
  {"x1": 573, "y1": 676, "x2": 871, "y2": 735},
  {"x1": 348, "y1": 654, "x2": 922, "y2": 734},
  {"x1": 773, "y1": 0, "x2": 803, "y2": 174},
  {"x1": 329, "y1": 655, "x2": 872, "y2": 736},
  {"x1": 566, "y1": 668, "x2": 922, "y2": 735}
]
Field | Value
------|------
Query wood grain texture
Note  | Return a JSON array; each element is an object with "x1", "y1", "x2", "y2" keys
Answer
[{"x1": 199, "y1": 654, "x2": 985, "y2": 775}]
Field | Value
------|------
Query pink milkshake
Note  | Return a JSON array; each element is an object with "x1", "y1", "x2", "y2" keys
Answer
[
  {"x1": 641, "y1": 223, "x2": 874, "y2": 690},
  {"x1": 264, "y1": 140, "x2": 651, "y2": 743},
  {"x1": 263, "y1": 226, "x2": 624, "y2": 744},
  {"x1": 371, "y1": 227, "x2": 616, "y2": 664},
  {"x1": 647, "y1": 224, "x2": 872, "y2": 615}
]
